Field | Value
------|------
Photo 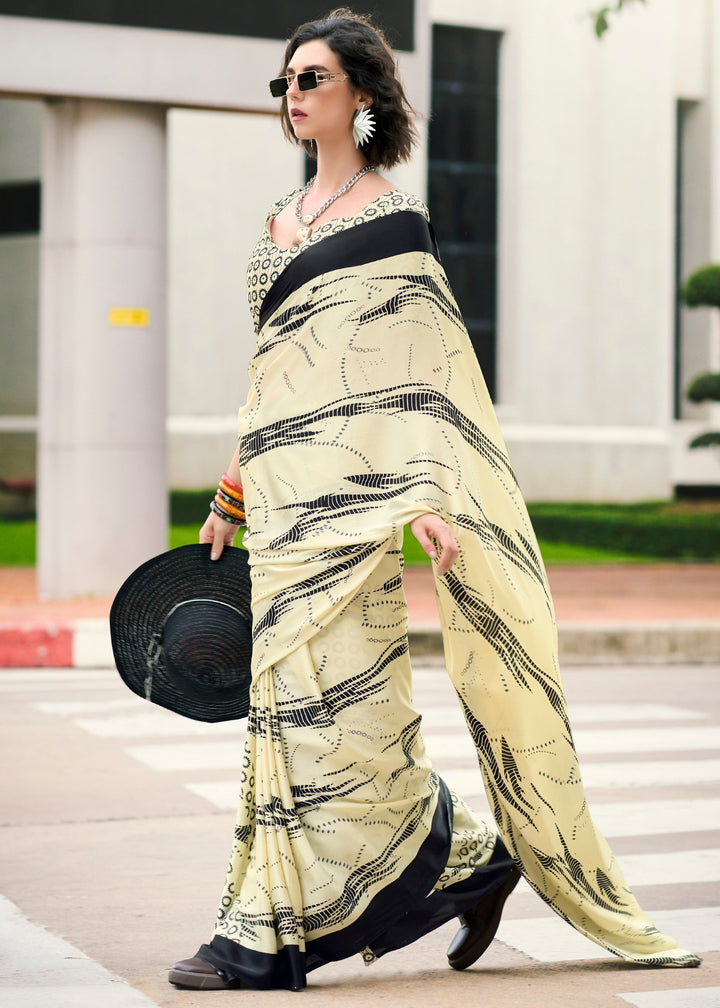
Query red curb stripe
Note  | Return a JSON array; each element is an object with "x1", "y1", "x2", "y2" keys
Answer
[{"x1": 0, "y1": 625, "x2": 73, "y2": 667}]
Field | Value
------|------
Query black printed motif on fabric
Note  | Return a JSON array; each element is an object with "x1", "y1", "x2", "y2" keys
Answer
[
  {"x1": 525, "y1": 827, "x2": 633, "y2": 916},
  {"x1": 251, "y1": 541, "x2": 379, "y2": 641},
  {"x1": 259, "y1": 212, "x2": 440, "y2": 332},
  {"x1": 239, "y1": 385, "x2": 514, "y2": 481},
  {"x1": 254, "y1": 636, "x2": 408, "y2": 735},
  {"x1": 443, "y1": 569, "x2": 572, "y2": 739},
  {"x1": 353, "y1": 272, "x2": 462, "y2": 330}
]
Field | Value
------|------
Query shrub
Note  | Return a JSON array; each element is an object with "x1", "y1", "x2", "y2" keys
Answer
[{"x1": 681, "y1": 263, "x2": 720, "y2": 451}]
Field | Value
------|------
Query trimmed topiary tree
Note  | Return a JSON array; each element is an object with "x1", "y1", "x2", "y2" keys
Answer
[{"x1": 680, "y1": 263, "x2": 720, "y2": 449}]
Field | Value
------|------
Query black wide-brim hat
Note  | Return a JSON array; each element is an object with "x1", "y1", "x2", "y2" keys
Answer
[{"x1": 110, "y1": 543, "x2": 252, "y2": 722}]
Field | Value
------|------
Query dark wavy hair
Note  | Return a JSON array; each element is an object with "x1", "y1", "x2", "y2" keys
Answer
[{"x1": 278, "y1": 8, "x2": 418, "y2": 169}]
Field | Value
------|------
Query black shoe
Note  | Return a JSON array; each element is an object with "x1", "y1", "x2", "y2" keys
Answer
[{"x1": 447, "y1": 867, "x2": 522, "y2": 970}]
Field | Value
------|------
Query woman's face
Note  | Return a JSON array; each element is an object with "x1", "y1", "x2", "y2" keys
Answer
[{"x1": 284, "y1": 39, "x2": 362, "y2": 147}]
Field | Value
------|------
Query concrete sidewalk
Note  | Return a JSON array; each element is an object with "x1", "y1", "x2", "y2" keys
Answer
[
  {"x1": 1, "y1": 563, "x2": 719, "y2": 666},
  {"x1": 1, "y1": 895, "x2": 160, "y2": 1008}
]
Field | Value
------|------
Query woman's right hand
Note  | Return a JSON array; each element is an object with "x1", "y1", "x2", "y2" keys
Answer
[{"x1": 199, "y1": 511, "x2": 241, "y2": 561}]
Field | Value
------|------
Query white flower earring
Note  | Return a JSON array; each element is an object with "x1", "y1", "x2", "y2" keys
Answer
[{"x1": 353, "y1": 105, "x2": 376, "y2": 148}]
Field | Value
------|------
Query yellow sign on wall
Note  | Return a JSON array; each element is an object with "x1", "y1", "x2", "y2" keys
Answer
[{"x1": 108, "y1": 307, "x2": 150, "y2": 327}]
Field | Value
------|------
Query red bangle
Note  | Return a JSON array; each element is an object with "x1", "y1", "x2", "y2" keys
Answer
[{"x1": 221, "y1": 472, "x2": 243, "y2": 494}]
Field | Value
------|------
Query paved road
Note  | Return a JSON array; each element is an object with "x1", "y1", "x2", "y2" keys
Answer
[{"x1": 1, "y1": 661, "x2": 719, "y2": 1007}]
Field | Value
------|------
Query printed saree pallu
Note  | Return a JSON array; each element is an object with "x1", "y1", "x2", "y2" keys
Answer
[{"x1": 197, "y1": 206, "x2": 697, "y2": 989}]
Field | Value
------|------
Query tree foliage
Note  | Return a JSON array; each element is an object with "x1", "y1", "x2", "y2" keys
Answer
[
  {"x1": 687, "y1": 372, "x2": 720, "y2": 405},
  {"x1": 689, "y1": 431, "x2": 720, "y2": 449},
  {"x1": 591, "y1": 0, "x2": 647, "y2": 38},
  {"x1": 681, "y1": 264, "x2": 720, "y2": 452},
  {"x1": 681, "y1": 263, "x2": 720, "y2": 309}
]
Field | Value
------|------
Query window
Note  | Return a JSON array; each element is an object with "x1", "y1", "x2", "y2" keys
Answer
[
  {"x1": 429, "y1": 25, "x2": 500, "y2": 398},
  {"x1": 0, "y1": 181, "x2": 40, "y2": 236}
]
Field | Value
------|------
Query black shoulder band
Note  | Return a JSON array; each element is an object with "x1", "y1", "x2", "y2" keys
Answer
[{"x1": 259, "y1": 210, "x2": 440, "y2": 331}]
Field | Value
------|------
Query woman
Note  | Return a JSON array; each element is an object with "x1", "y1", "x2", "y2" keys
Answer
[{"x1": 169, "y1": 8, "x2": 700, "y2": 992}]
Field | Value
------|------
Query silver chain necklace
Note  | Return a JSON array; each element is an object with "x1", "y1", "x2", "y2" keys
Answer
[{"x1": 292, "y1": 164, "x2": 376, "y2": 247}]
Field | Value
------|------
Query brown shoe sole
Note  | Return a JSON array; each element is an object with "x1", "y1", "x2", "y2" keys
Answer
[{"x1": 168, "y1": 966, "x2": 233, "y2": 990}]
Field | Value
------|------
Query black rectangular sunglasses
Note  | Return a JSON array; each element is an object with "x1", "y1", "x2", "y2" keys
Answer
[{"x1": 268, "y1": 70, "x2": 348, "y2": 97}]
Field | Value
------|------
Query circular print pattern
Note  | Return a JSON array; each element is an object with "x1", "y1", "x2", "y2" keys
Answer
[{"x1": 246, "y1": 188, "x2": 429, "y2": 333}]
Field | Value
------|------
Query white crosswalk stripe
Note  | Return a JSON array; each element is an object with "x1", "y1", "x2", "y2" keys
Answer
[
  {"x1": 609, "y1": 848, "x2": 720, "y2": 886},
  {"x1": 571, "y1": 724, "x2": 720, "y2": 754},
  {"x1": 423, "y1": 725, "x2": 720, "y2": 758},
  {"x1": 568, "y1": 796, "x2": 720, "y2": 838},
  {"x1": 619, "y1": 988, "x2": 720, "y2": 1008},
  {"x1": 3, "y1": 669, "x2": 112, "y2": 683},
  {"x1": 1, "y1": 671, "x2": 116, "y2": 692},
  {"x1": 34, "y1": 698, "x2": 151, "y2": 717},
  {"x1": 183, "y1": 787, "x2": 720, "y2": 844},
  {"x1": 75, "y1": 711, "x2": 244, "y2": 738},
  {"x1": 437, "y1": 760, "x2": 720, "y2": 796},
  {"x1": 186, "y1": 780, "x2": 244, "y2": 809},
  {"x1": 497, "y1": 907, "x2": 720, "y2": 963},
  {"x1": 522, "y1": 703, "x2": 707, "y2": 723},
  {"x1": 508, "y1": 849, "x2": 719, "y2": 895},
  {"x1": 415, "y1": 702, "x2": 707, "y2": 725},
  {"x1": 126, "y1": 739, "x2": 244, "y2": 770}
]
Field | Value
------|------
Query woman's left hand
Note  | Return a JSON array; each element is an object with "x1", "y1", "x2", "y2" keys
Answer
[{"x1": 409, "y1": 513, "x2": 459, "y2": 575}]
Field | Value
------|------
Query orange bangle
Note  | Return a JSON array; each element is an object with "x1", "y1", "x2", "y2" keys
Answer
[
  {"x1": 219, "y1": 479, "x2": 243, "y2": 500},
  {"x1": 216, "y1": 488, "x2": 242, "y2": 510},
  {"x1": 210, "y1": 500, "x2": 243, "y2": 525},
  {"x1": 219, "y1": 489, "x2": 244, "y2": 509},
  {"x1": 215, "y1": 494, "x2": 245, "y2": 520}
]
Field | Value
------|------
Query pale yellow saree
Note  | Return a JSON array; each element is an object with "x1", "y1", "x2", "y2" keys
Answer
[{"x1": 196, "y1": 191, "x2": 698, "y2": 989}]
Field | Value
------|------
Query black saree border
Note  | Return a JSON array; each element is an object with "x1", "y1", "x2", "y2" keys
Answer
[
  {"x1": 195, "y1": 938, "x2": 307, "y2": 992},
  {"x1": 198, "y1": 775, "x2": 453, "y2": 990},
  {"x1": 364, "y1": 835, "x2": 519, "y2": 962},
  {"x1": 305, "y1": 775, "x2": 453, "y2": 967},
  {"x1": 258, "y1": 209, "x2": 441, "y2": 332}
]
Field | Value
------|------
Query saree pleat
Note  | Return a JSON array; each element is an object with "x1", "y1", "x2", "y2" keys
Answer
[
  {"x1": 199, "y1": 192, "x2": 696, "y2": 987},
  {"x1": 202, "y1": 542, "x2": 508, "y2": 988}
]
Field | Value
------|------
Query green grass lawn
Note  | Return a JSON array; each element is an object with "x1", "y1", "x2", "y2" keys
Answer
[
  {"x1": 168, "y1": 525, "x2": 657, "y2": 566},
  {"x1": 0, "y1": 522, "x2": 35, "y2": 565},
  {"x1": 0, "y1": 520, "x2": 660, "y2": 568},
  {"x1": 6, "y1": 494, "x2": 720, "y2": 568}
]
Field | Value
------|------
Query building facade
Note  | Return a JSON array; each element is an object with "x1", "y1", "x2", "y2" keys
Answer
[{"x1": 0, "y1": 0, "x2": 719, "y2": 593}]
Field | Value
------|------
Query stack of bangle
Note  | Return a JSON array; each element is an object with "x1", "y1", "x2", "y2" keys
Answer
[{"x1": 211, "y1": 472, "x2": 246, "y2": 525}]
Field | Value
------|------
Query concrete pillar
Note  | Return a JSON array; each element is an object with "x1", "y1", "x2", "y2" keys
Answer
[
  {"x1": 711, "y1": 0, "x2": 720, "y2": 268},
  {"x1": 38, "y1": 99, "x2": 167, "y2": 598},
  {"x1": 706, "y1": 0, "x2": 720, "y2": 445}
]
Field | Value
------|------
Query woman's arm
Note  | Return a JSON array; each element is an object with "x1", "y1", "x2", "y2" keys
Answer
[{"x1": 199, "y1": 442, "x2": 244, "y2": 561}]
